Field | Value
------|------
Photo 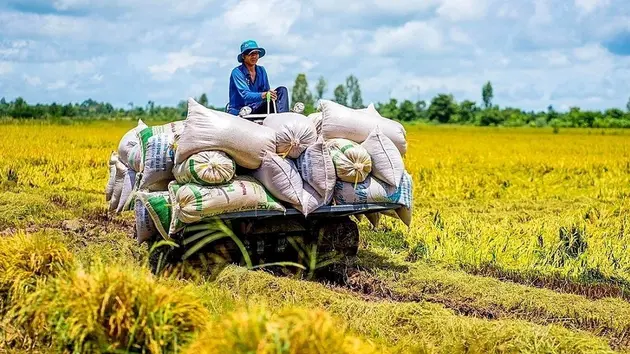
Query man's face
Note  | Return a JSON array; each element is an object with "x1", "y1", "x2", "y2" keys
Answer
[{"x1": 243, "y1": 50, "x2": 259, "y2": 66}]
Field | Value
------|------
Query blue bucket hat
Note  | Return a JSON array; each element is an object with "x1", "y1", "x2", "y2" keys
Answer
[{"x1": 237, "y1": 40, "x2": 266, "y2": 63}]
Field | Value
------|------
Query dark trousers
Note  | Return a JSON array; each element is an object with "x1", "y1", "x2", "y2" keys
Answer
[{"x1": 251, "y1": 86, "x2": 289, "y2": 114}]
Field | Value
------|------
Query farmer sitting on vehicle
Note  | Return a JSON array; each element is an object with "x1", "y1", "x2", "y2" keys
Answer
[{"x1": 227, "y1": 40, "x2": 290, "y2": 116}]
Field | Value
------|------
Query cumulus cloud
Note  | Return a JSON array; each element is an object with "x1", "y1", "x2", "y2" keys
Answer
[
  {"x1": 148, "y1": 51, "x2": 219, "y2": 80},
  {"x1": 370, "y1": 21, "x2": 443, "y2": 55},
  {"x1": 0, "y1": 0, "x2": 629, "y2": 111},
  {"x1": 436, "y1": 0, "x2": 489, "y2": 21},
  {"x1": 222, "y1": 0, "x2": 301, "y2": 37},
  {"x1": 0, "y1": 61, "x2": 13, "y2": 75},
  {"x1": 574, "y1": 0, "x2": 611, "y2": 15}
]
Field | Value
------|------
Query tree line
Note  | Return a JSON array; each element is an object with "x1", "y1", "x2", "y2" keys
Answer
[
  {"x1": 290, "y1": 75, "x2": 630, "y2": 129},
  {"x1": 2, "y1": 74, "x2": 630, "y2": 129}
]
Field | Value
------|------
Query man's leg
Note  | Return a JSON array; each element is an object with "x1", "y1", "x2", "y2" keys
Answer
[
  {"x1": 250, "y1": 101, "x2": 267, "y2": 114},
  {"x1": 273, "y1": 86, "x2": 290, "y2": 113}
]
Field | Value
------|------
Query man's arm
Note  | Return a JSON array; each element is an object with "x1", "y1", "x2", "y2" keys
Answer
[
  {"x1": 231, "y1": 69, "x2": 264, "y2": 105},
  {"x1": 260, "y1": 66, "x2": 271, "y2": 92},
  {"x1": 259, "y1": 67, "x2": 278, "y2": 100}
]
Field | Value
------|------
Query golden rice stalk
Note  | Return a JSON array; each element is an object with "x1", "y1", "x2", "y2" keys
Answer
[
  {"x1": 185, "y1": 306, "x2": 384, "y2": 354},
  {"x1": 10, "y1": 263, "x2": 209, "y2": 354},
  {"x1": 0, "y1": 231, "x2": 74, "y2": 310}
]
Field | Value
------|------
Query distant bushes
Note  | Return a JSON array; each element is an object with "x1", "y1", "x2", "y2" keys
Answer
[{"x1": 3, "y1": 88, "x2": 630, "y2": 129}]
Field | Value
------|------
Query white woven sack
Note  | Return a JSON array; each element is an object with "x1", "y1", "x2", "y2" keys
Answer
[
  {"x1": 296, "y1": 139, "x2": 336, "y2": 201},
  {"x1": 263, "y1": 113, "x2": 317, "y2": 159},
  {"x1": 116, "y1": 169, "x2": 137, "y2": 213},
  {"x1": 117, "y1": 119, "x2": 147, "y2": 168},
  {"x1": 169, "y1": 175, "x2": 286, "y2": 234},
  {"x1": 105, "y1": 151, "x2": 119, "y2": 202},
  {"x1": 360, "y1": 126, "x2": 404, "y2": 188},
  {"x1": 108, "y1": 160, "x2": 128, "y2": 212},
  {"x1": 174, "y1": 98, "x2": 276, "y2": 169},
  {"x1": 134, "y1": 196, "x2": 158, "y2": 244},
  {"x1": 138, "y1": 133, "x2": 175, "y2": 190},
  {"x1": 308, "y1": 112, "x2": 323, "y2": 137},
  {"x1": 319, "y1": 99, "x2": 407, "y2": 155},
  {"x1": 295, "y1": 183, "x2": 331, "y2": 217},
  {"x1": 127, "y1": 144, "x2": 142, "y2": 172},
  {"x1": 333, "y1": 172, "x2": 412, "y2": 209},
  {"x1": 252, "y1": 151, "x2": 303, "y2": 206},
  {"x1": 326, "y1": 138, "x2": 372, "y2": 184},
  {"x1": 173, "y1": 151, "x2": 235, "y2": 186}
]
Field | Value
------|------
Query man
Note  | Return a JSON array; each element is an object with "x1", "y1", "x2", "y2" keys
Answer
[{"x1": 227, "y1": 40, "x2": 290, "y2": 116}]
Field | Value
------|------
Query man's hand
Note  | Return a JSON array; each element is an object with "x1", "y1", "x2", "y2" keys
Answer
[{"x1": 261, "y1": 90, "x2": 278, "y2": 101}]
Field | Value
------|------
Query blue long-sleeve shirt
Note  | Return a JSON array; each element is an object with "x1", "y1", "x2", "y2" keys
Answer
[{"x1": 228, "y1": 64, "x2": 270, "y2": 115}]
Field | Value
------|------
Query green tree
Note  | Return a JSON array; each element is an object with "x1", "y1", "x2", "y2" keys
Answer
[
  {"x1": 458, "y1": 100, "x2": 477, "y2": 123},
  {"x1": 581, "y1": 111, "x2": 597, "y2": 127},
  {"x1": 414, "y1": 100, "x2": 427, "y2": 120},
  {"x1": 428, "y1": 94, "x2": 457, "y2": 123},
  {"x1": 198, "y1": 93, "x2": 209, "y2": 107},
  {"x1": 11, "y1": 97, "x2": 33, "y2": 118},
  {"x1": 48, "y1": 102, "x2": 62, "y2": 117},
  {"x1": 291, "y1": 73, "x2": 314, "y2": 109},
  {"x1": 398, "y1": 100, "x2": 417, "y2": 121},
  {"x1": 345, "y1": 75, "x2": 363, "y2": 108},
  {"x1": 147, "y1": 100, "x2": 155, "y2": 114},
  {"x1": 547, "y1": 105, "x2": 558, "y2": 123},
  {"x1": 333, "y1": 84, "x2": 348, "y2": 106},
  {"x1": 376, "y1": 99, "x2": 399, "y2": 120},
  {"x1": 0, "y1": 97, "x2": 7, "y2": 116},
  {"x1": 315, "y1": 76, "x2": 327, "y2": 101},
  {"x1": 605, "y1": 108, "x2": 624, "y2": 120},
  {"x1": 177, "y1": 100, "x2": 188, "y2": 118},
  {"x1": 478, "y1": 107, "x2": 504, "y2": 126},
  {"x1": 627, "y1": 96, "x2": 630, "y2": 112},
  {"x1": 482, "y1": 81, "x2": 493, "y2": 109}
]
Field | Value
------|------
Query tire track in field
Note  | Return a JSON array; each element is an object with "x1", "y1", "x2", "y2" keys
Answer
[
  {"x1": 462, "y1": 264, "x2": 630, "y2": 303},
  {"x1": 318, "y1": 264, "x2": 630, "y2": 351}
]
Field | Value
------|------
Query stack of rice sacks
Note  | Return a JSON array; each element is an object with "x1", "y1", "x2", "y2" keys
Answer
[{"x1": 105, "y1": 97, "x2": 413, "y2": 245}]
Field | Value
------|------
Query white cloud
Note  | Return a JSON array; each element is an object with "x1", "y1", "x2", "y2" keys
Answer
[
  {"x1": 313, "y1": 0, "x2": 440, "y2": 15},
  {"x1": 328, "y1": 30, "x2": 369, "y2": 57},
  {"x1": 24, "y1": 75, "x2": 42, "y2": 87},
  {"x1": 47, "y1": 80, "x2": 68, "y2": 90},
  {"x1": 0, "y1": 62, "x2": 13, "y2": 75},
  {"x1": 52, "y1": 0, "x2": 90, "y2": 10},
  {"x1": 574, "y1": 0, "x2": 610, "y2": 15},
  {"x1": 222, "y1": 0, "x2": 301, "y2": 37},
  {"x1": 186, "y1": 78, "x2": 216, "y2": 101},
  {"x1": 371, "y1": 21, "x2": 442, "y2": 55},
  {"x1": 371, "y1": 0, "x2": 441, "y2": 13},
  {"x1": 148, "y1": 51, "x2": 218, "y2": 80},
  {"x1": 1, "y1": 0, "x2": 629, "y2": 111},
  {"x1": 530, "y1": 0, "x2": 553, "y2": 24},
  {"x1": 497, "y1": 3, "x2": 519, "y2": 18},
  {"x1": 437, "y1": 0, "x2": 488, "y2": 21},
  {"x1": 543, "y1": 51, "x2": 571, "y2": 67},
  {"x1": 260, "y1": 55, "x2": 301, "y2": 76},
  {"x1": 449, "y1": 27, "x2": 473, "y2": 45},
  {"x1": 53, "y1": 0, "x2": 217, "y2": 15},
  {"x1": 573, "y1": 43, "x2": 609, "y2": 61}
]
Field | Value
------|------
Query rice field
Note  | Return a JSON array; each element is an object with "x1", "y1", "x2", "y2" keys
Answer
[{"x1": 1, "y1": 119, "x2": 630, "y2": 353}]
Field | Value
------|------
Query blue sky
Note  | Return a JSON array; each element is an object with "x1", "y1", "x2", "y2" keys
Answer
[{"x1": 0, "y1": 0, "x2": 629, "y2": 111}]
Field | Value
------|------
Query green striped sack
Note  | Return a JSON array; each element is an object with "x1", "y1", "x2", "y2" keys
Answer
[{"x1": 172, "y1": 151, "x2": 235, "y2": 186}]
